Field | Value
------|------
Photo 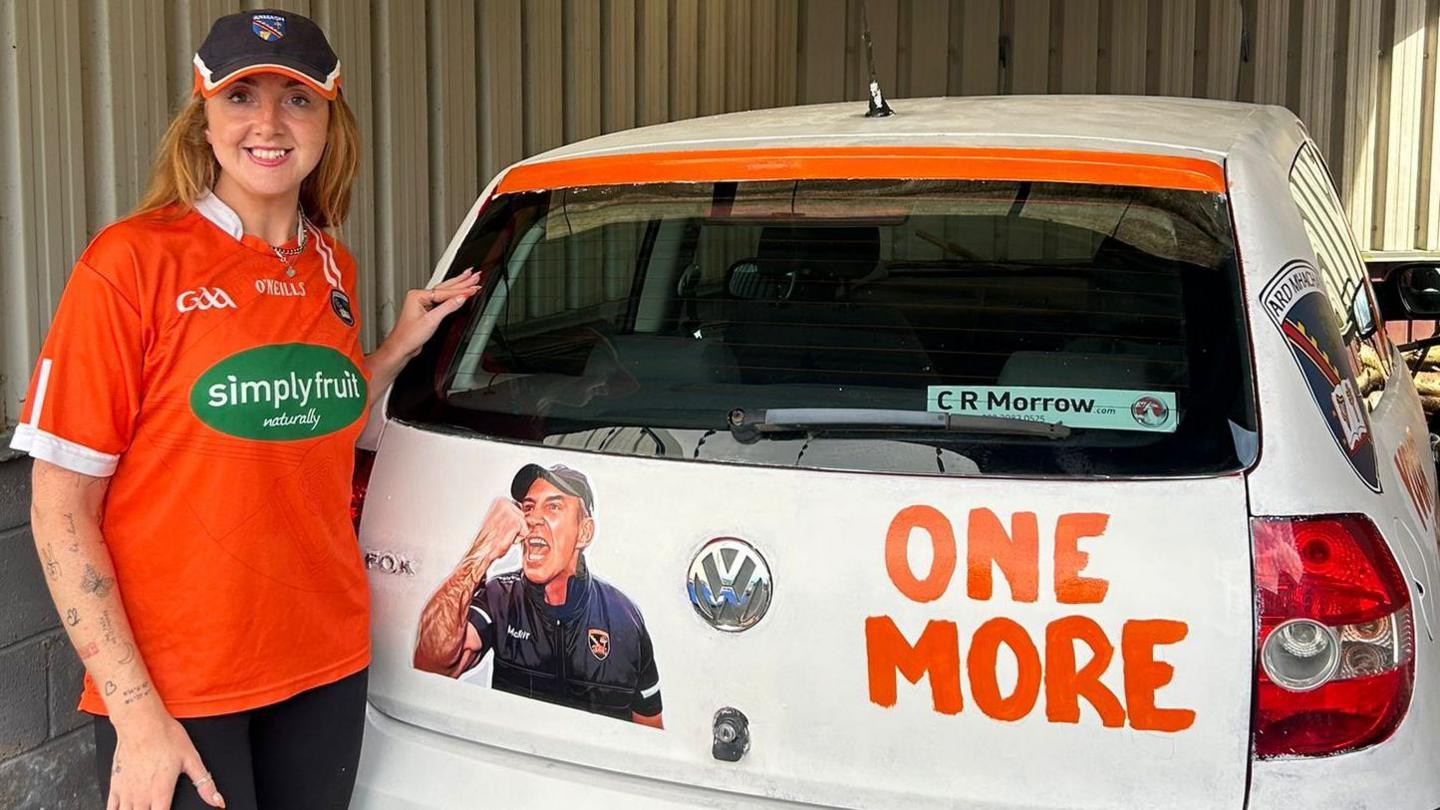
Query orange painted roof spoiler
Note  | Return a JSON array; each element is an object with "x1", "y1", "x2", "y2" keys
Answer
[{"x1": 495, "y1": 146, "x2": 1226, "y2": 195}]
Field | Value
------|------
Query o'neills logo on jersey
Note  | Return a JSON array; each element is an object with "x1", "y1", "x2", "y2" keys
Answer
[
  {"x1": 255, "y1": 279, "x2": 307, "y2": 296},
  {"x1": 189, "y1": 343, "x2": 366, "y2": 441}
]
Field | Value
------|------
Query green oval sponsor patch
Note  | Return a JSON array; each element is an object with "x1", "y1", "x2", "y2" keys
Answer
[{"x1": 191, "y1": 343, "x2": 367, "y2": 440}]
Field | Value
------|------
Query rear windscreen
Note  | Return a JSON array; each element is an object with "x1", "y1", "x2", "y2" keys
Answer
[{"x1": 391, "y1": 179, "x2": 1257, "y2": 477}]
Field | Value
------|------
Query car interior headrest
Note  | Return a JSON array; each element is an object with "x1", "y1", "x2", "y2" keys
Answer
[{"x1": 755, "y1": 224, "x2": 881, "y2": 281}]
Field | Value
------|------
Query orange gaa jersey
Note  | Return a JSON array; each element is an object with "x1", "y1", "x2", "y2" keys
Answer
[{"x1": 10, "y1": 192, "x2": 371, "y2": 717}]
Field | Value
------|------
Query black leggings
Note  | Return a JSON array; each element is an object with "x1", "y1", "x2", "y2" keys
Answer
[{"x1": 94, "y1": 669, "x2": 367, "y2": 810}]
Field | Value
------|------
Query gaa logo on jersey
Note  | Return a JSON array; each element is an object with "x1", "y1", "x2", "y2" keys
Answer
[
  {"x1": 191, "y1": 343, "x2": 366, "y2": 441},
  {"x1": 252, "y1": 14, "x2": 286, "y2": 41}
]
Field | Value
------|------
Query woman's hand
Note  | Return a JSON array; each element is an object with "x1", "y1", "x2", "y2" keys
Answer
[
  {"x1": 108, "y1": 711, "x2": 224, "y2": 810},
  {"x1": 365, "y1": 270, "x2": 481, "y2": 407},
  {"x1": 381, "y1": 269, "x2": 481, "y2": 365}
]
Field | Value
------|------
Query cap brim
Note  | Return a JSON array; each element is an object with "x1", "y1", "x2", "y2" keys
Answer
[{"x1": 194, "y1": 59, "x2": 340, "y2": 100}]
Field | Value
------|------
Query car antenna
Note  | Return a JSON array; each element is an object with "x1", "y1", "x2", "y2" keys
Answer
[{"x1": 860, "y1": 0, "x2": 894, "y2": 117}]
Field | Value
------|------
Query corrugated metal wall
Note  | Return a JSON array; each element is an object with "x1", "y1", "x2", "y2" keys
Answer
[{"x1": 3, "y1": 0, "x2": 1440, "y2": 428}]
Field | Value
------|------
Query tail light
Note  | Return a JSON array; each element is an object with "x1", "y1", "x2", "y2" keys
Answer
[
  {"x1": 1251, "y1": 515, "x2": 1414, "y2": 757},
  {"x1": 351, "y1": 449, "x2": 377, "y2": 532}
]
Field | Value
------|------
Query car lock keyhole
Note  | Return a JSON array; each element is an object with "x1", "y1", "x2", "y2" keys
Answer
[{"x1": 712, "y1": 707, "x2": 750, "y2": 762}]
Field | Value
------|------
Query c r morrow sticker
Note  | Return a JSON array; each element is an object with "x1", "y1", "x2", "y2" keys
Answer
[{"x1": 927, "y1": 385, "x2": 1178, "y2": 432}]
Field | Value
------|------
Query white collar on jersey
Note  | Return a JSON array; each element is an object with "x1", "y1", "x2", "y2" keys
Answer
[{"x1": 194, "y1": 190, "x2": 304, "y2": 245}]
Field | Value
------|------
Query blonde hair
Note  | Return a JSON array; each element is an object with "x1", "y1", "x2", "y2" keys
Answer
[{"x1": 135, "y1": 91, "x2": 361, "y2": 228}]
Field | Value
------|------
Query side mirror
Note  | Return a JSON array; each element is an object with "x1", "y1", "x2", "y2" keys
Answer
[
  {"x1": 1350, "y1": 287, "x2": 1377, "y2": 339},
  {"x1": 1396, "y1": 264, "x2": 1440, "y2": 318}
]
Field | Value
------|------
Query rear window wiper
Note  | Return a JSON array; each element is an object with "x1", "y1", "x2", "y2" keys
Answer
[{"x1": 725, "y1": 407, "x2": 1071, "y2": 444}]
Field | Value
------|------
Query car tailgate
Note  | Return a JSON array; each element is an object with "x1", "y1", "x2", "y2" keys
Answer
[{"x1": 361, "y1": 423, "x2": 1252, "y2": 809}]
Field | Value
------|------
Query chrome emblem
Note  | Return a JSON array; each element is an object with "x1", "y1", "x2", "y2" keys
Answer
[{"x1": 688, "y1": 538, "x2": 772, "y2": 632}]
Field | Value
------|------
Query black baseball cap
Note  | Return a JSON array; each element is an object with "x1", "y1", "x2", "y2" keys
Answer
[
  {"x1": 511, "y1": 464, "x2": 596, "y2": 516},
  {"x1": 193, "y1": 10, "x2": 341, "y2": 100}
]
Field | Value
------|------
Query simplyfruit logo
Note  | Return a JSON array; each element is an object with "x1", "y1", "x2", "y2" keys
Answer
[{"x1": 190, "y1": 343, "x2": 365, "y2": 440}]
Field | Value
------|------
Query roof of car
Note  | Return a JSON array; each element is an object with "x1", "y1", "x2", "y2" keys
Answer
[{"x1": 525, "y1": 96, "x2": 1302, "y2": 166}]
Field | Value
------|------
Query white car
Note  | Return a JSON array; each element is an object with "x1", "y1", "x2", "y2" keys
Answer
[{"x1": 348, "y1": 96, "x2": 1440, "y2": 809}]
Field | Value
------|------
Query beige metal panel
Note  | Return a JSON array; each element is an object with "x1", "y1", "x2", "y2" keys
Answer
[
  {"x1": 698, "y1": 0, "x2": 728, "y2": 113},
  {"x1": 750, "y1": 0, "x2": 778, "y2": 110},
  {"x1": 637, "y1": 0, "x2": 669, "y2": 125},
  {"x1": 1204, "y1": 0, "x2": 1243, "y2": 101},
  {"x1": 2, "y1": 0, "x2": 89, "y2": 426},
  {"x1": 1382, "y1": 0, "x2": 1427, "y2": 250},
  {"x1": 372, "y1": 0, "x2": 430, "y2": 332},
  {"x1": 564, "y1": 0, "x2": 602, "y2": 142},
  {"x1": 1252, "y1": 0, "x2": 1289, "y2": 105},
  {"x1": 1423, "y1": 0, "x2": 1440, "y2": 248},
  {"x1": 800, "y1": 0, "x2": 847, "y2": 103},
  {"x1": 774, "y1": 1, "x2": 799, "y2": 106},
  {"x1": 1006, "y1": 0, "x2": 1050, "y2": 94},
  {"x1": 724, "y1": 0, "x2": 752, "y2": 112},
  {"x1": 954, "y1": 0, "x2": 1001, "y2": 95},
  {"x1": 1058, "y1": 0, "x2": 1098, "y2": 95},
  {"x1": 428, "y1": 0, "x2": 480, "y2": 264},
  {"x1": 605, "y1": 0, "x2": 637, "y2": 129},
  {"x1": 900, "y1": 0, "x2": 948, "y2": 98},
  {"x1": 1343, "y1": 0, "x2": 1383, "y2": 248},
  {"x1": 315, "y1": 0, "x2": 379, "y2": 349},
  {"x1": 1298, "y1": 0, "x2": 1337, "y2": 156},
  {"x1": 1158, "y1": 0, "x2": 1195, "y2": 96},
  {"x1": 524, "y1": 0, "x2": 565, "y2": 154},
  {"x1": 670, "y1": 0, "x2": 699, "y2": 119},
  {"x1": 1105, "y1": 0, "x2": 1146, "y2": 95}
]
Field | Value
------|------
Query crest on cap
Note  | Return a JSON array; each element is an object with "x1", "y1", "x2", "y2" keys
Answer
[{"x1": 252, "y1": 13, "x2": 286, "y2": 42}]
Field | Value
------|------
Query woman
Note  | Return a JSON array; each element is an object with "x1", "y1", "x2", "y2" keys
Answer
[{"x1": 11, "y1": 10, "x2": 474, "y2": 810}]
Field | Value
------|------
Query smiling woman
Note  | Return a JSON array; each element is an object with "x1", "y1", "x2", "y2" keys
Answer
[{"x1": 8, "y1": 9, "x2": 478, "y2": 810}]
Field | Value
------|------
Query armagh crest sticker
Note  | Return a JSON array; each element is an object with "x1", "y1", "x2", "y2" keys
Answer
[{"x1": 1261, "y1": 260, "x2": 1381, "y2": 491}]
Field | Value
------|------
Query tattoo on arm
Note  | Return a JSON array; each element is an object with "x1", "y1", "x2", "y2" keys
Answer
[
  {"x1": 63, "y1": 513, "x2": 80, "y2": 553},
  {"x1": 80, "y1": 564, "x2": 115, "y2": 598},
  {"x1": 65, "y1": 608, "x2": 80, "y2": 627},
  {"x1": 77, "y1": 641, "x2": 99, "y2": 660},
  {"x1": 103, "y1": 680, "x2": 116, "y2": 696},
  {"x1": 121, "y1": 680, "x2": 152, "y2": 706},
  {"x1": 99, "y1": 612, "x2": 117, "y2": 645},
  {"x1": 39, "y1": 544, "x2": 61, "y2": 580},
  {"x1": 117, "y1": 643, "x2": 135, "y2": 665}
]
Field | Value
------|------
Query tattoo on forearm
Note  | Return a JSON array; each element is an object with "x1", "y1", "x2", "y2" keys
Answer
[
  {"x1": 39, "y1": 544, "x2": 61, "y2": 580},
  {"x1": 65, "y1": 608, "x2": 80, "y2": 627},
  {"x1": 117, "y1": 643, "x2": 135, "y2": 665},
  {"x1": 61, "y1": 512, "x2": 81, "y2": 553},
  {"x1": 103, "y1": 680, "x2": 116, "y2": 696},
  {"x1": 111, "y1": 757, "x2": 121, "y2": 776},
  {"x1": 80, "y1": 564, "x2": 115, "y2": 598},
  {"x1": 99, "y1": 612, "x2": 117, "y2": 645},
  {"x1": 77, "y1": 641, "x2": 99, "y2": 660},
  {"x1": 121, "y1": 680, "x2": 152, "y2": 706}
]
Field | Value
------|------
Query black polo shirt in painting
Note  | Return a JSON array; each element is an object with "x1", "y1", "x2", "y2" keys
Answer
[{"x1": 466, "y1": 559, "x2": 662, "y2": 721}]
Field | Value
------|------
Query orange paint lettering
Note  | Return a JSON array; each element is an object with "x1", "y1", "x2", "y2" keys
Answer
[
  {"x1": 1045, "y1": 615, "x2": 1125, "y2": 727},
  {"x1": 1054, "y1": 513, "x2": 1110, "y2": 604},
  {"x1": 1121, "y1": 619, "x2": 1196, "y2": 732},
  {"x1": 885, "y1": 505, "x2": 957, "y2": 603},
  {"x1": 967, "y1": 617, "x2": 1042, "y2": 721},
  {"x1": 966, "y1": 509, "x2": 1039, "y2": 602},
  {"x1": 865, "y1": 616, "x2": 964, "y2": 714}
]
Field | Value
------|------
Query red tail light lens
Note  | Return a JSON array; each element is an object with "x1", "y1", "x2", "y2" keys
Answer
[
  {"x1": 1252, "y1": 515, "x2": 1414, "y2": 757},
  {"x1": 351, "y1": 449, "x2": 377, "y2": 533}
]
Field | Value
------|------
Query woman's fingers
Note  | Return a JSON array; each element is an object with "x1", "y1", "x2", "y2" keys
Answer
[
  {"x1": 423, "y1": 292, "x2": 471, "y2": 325},
  {"x1": 434, "y1": 268, "x2": 478, "y2": 290},
  {"x1": 181, "y1": 752, "x2": 225, "y2": 808}
]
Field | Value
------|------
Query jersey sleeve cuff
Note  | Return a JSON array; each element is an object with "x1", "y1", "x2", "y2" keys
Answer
[{"x1": 10, "y1": 425, "x2": 119, "y2": 477}]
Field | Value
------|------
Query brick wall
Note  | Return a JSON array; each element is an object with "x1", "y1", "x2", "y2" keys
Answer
[{"x1": 0, "y1": 457, "x2": 98, "y2": 809}]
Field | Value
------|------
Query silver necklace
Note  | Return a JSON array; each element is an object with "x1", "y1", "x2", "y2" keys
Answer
[{"x1": 272, "y1": 210, "x2": 308, "y2": 262}]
